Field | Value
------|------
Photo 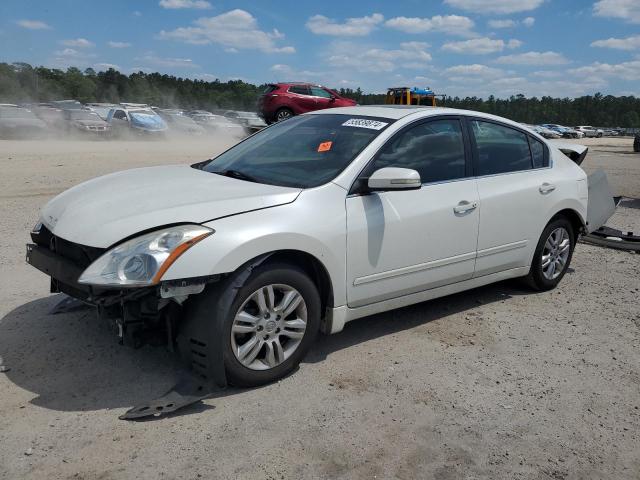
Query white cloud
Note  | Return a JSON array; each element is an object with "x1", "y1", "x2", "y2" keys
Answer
[
  {"x1": 385, "y1": 15, "x2": 474, "y2": 36},
  {"x1": 94, "y1": 63, "x2": 120, "y2": 71},
  {"x1": 522, "y1": 16, "x2": 535, "y2": 27},
  {"x1": 53, "y1": 48, "x2": 96, "y2": 58},
  {"x1": 306, "y1": 13, "x2": 384, "y2": 36},
  {"x1": 328, "y1": 42, "x2": 432, "y2": 72},
  {"x1": 495, "y1": 51, "x2": 569, "y2": 65},
  {"x1": 16, "y1": 19, "x2": 51, "y2": 30},
  {"x1": 444, "y1": 0, "x2": 544, "y2": 14},
  {"x1": 108, "y1": 41, "x2": 131, "y2": 48},
  {"x1": 138, "y1": 55, "x2": 199, "y2": 68},
  {"x1": 159, "y1": 9, "x2": 295, "y2": 53},
  {"x1": 488, "y1": 19, "x2": 516, "y2": 28},
  {"x1": 442, "y1": 37, "x2": 521, "y2": 54},
  {"x1": 591, "y1": 35, "x2": 640, "y2": 50},
  {"x1": 159, "y1": 0, "x2": 212, "y2": 9},
  {"x1": 60, "y1": 38, "x2": 94, "y2": 48},
  {"x1": 532, "y1": 70, "x2": 562, "y2": 78},
  {"x1": 593, "y1": 0, "x2": 640, "y2": 24},
  {"x1": 569, "y1": 60, "x2": 640, "y2": 81},
  {"x1": 444, "y1": 64, "x2": 504, "y2": 78}
]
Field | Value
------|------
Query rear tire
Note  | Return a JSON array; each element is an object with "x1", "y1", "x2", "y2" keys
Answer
[{"x1": 525, "y1": 217, "x2": 575, "y2": 291}]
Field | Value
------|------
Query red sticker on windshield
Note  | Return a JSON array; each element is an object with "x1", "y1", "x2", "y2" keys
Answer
[{"x1": 317, "y1": 141, "x2": 332, "y2": 152}]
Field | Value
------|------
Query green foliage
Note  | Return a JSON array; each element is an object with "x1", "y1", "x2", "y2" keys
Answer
[{"x1": 1, "y1": 62, "x2": 639, "y2": 126}]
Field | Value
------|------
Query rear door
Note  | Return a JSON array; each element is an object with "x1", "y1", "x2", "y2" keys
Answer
[
  {"x1": 468, "y1": 118, "x2": 557, "y2": 277},
  {"x1": 346, "y1": 117, "x2": 480, "y2": 307}
]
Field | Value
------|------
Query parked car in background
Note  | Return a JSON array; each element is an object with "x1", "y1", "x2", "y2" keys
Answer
[
  {"x1": 187, "y1": 110, "x2": 246, "y2": 138},
  {"x1": 86, "y1": 103, "x2": 119, "y2": 121},
  {"x1": 541, "y1": 124, "x2": 584, "y2": 139},
  {"x1": 0, "y1": 105, "x2": 48, "y2": 138},
  {"x1": 522, "y1": 124, "x2": 561, "y2": 139},
  {"x1": 50, "y1": 99, "x2": 84, "y2": 110},
  {"x1": 63, "y1": 109, "x2": 111, "y2": 137},
  {"x1": 157, "y1": 109, "x2": 206, "y2": 136},
  {"x1": 258, "y1": 82, "x2": 357, "y2": 123},
  {"x1": 28, "y1": 103, "x2": 65, "y2": 130},
  {"x1": 574, "y1": 126, "x2": 603, "y2": 138},
  {"x1": 26, "y1": 106, "x2": 614, "y2": 388},
  {"x1": 223, "y1": 110, "x2": 267, "y2": 133},
  {"x1": 106, "y1": 106, "x2": 168, "y2": 137}
]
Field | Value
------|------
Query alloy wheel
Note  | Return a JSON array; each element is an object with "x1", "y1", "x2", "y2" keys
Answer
[
  {"x1": 276, "y1": 110, "x2": 292, "y2": 121},
  {"x1": 541, "y1": 227, "x2": 571, "y2": 280},
  {"x1": 231, "y1": 284, "x2": 307, "y2": 370}
]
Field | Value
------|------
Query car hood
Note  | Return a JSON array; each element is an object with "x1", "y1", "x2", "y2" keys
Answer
[
  {"x1": 74, "y1": 120, "x2": 109, "y2": 128},
  {"x1": 129, "y1": 113, "x2": 167, "y2": 131},
  {"x1": 40, "y1": 165, "x2": 302, "y2": 248}
]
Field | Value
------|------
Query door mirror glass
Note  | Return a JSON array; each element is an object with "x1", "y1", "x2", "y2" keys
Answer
[{"x1": 368, "y1": 167, "x2": 421, "y2": 191}]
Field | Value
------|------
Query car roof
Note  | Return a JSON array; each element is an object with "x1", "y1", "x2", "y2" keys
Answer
[{"x1": 308, "y1": 105, "x2": 528, "y2": 126}]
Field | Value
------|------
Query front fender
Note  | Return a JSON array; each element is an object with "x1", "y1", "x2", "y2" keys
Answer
[{"x1": 160, "y1": 184, "x2": 348, "y2": 306}]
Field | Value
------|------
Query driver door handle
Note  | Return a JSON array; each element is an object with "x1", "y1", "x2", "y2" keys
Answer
[
  {"x1": 454, "y1": 200, "x2": 478, "y2": 214},
  {"x1": 539, "y1": 182, "x2": 556, "y2": 194}
]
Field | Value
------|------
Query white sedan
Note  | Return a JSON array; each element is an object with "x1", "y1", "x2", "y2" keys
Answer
[{"x1": 27, "y1": 106, "x2": 613, "y2": 387}]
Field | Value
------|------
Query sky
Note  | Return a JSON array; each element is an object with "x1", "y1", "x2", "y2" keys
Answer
[{"x1": 1, "y1": 0, "x2": 639, "y2": 98}]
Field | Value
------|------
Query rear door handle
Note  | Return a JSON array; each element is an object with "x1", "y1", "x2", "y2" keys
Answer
[
  {"x1": 454, "y1": 200, "x2": 478, "y2": 214},
  {"x1": 539, "y1": 182, "x2": 556, "y2": 194}
]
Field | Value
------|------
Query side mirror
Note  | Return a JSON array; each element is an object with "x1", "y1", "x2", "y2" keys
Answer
[{"x1": 367, "y1": 167, "x2": 421, "y2": 191}]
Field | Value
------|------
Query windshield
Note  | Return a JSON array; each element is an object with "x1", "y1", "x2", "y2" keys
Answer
[
  {"x1": 69, "y1": 110, "x2": 101, "y2": 121},
  {"x1": 0, "y1": 108, "x2": 37, "y2": 119},
  {"x1": 199, "y1": 114, "x2": 393, "y2": 188}
]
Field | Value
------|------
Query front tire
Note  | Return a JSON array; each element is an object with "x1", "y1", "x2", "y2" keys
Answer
[
  {"x1": 189, "y1": 263, "x2": 321, "y2": 387},
  {"x1": 525, "y1": 217, "x2": 575, "y2": 291},
  {"x1": 275, "y1": 108, "x2": 293, "y2": 122}
]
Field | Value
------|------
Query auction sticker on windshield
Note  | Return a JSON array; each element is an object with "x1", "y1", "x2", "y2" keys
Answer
[{"x1": 342, "y1": 118, "x2": 388, "y2": 130}]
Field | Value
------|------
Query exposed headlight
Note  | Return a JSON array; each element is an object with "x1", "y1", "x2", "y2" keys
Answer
[{"x1": 78, "y1": 225, "x2": 213, "y2": 287}]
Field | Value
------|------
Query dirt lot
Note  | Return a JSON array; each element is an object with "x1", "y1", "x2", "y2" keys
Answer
[{"x1": 0, "y1": 136, "x2": 638, "y2": 479}]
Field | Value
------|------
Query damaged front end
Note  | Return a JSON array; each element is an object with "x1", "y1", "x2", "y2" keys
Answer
[{"x1": 26, "y1": 224, "x2": 228, "y2": 418}]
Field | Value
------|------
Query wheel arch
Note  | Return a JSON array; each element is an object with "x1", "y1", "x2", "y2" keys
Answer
[
  {"x1": 549, "y1": 208, "x2": 587, "y2": 242},
  {"x1": 233, "y1": 249, "x2": 335, "y2": 327}
]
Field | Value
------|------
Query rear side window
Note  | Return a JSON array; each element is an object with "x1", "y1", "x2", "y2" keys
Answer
[
  {"x1": 471, "y1": 120, "x2": 532, "y2": 175},
  {"x1": 529, "y1": 136, "x2": 546, "y2": 168},
  {"x1": 263, "y1": 84, "x2": 278, "y2": 94},
  {"x1": 371, "y1": 119, "x2": 467, "y2": 184},
  {"x1": 288, "y1": 85, "x2": 310, "y2": 95}
]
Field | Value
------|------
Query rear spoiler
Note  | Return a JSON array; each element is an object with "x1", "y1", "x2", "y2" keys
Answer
[{"x1": 554, "y1": 142, "x2": 588, "y2": 165}]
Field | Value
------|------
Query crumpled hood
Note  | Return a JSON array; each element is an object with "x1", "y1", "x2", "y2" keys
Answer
[
  {"x1": 40, "y1": 165, "x2": 301, "y2": 248},
  {"x1": 129, "y1": 113, "x2": 167, "y2": 131}
]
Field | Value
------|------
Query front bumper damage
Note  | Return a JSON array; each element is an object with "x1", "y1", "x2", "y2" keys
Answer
[{"x1": 25, "y1": 226, "x2": 229, "y2": 419}]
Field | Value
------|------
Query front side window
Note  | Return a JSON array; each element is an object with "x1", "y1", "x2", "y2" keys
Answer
[
  {"x1": 310, "y1": 87, "x2": 332, "y2": 98},
  {"x1": 471, "y1": 120, "x2": 532, "y2": 175},
  {"x1": 368, "y1": 119, "x2": 467, "y2": 184},
  {"x1": 199, "y1": 114, "x2": 393, "y2": 188}
]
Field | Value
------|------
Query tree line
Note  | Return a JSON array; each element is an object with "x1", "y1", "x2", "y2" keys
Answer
[{"x1": 1, "y1": 62, "x2": 639, "y2": 127}]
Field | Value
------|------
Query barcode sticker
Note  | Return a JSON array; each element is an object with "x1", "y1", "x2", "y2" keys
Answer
[{"x1": 342, "y1": 118, "x2": 388, "y2": 130}]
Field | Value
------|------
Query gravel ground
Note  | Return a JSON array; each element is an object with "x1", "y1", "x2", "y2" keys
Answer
[{"x1": 0, "y1": 136, "x2": 638, "y2": 479}]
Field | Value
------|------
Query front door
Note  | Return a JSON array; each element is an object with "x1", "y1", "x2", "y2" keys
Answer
[{"x1": 346, "y1": 117, "x2": 480, "y2": 307}]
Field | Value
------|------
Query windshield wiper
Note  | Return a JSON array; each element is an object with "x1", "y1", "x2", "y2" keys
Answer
[{"x1": 215, "y1": 169, "x2": 260, "y2": 183}]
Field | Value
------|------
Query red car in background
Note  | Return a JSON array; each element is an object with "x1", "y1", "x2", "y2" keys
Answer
[{"x1": 258, "y1": 82, "x2": 357, "y2": 123}]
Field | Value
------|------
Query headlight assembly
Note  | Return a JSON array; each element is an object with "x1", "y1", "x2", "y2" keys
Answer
[{"x1": 78, "y1": 225, "x2": 213, "y2": 287}]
